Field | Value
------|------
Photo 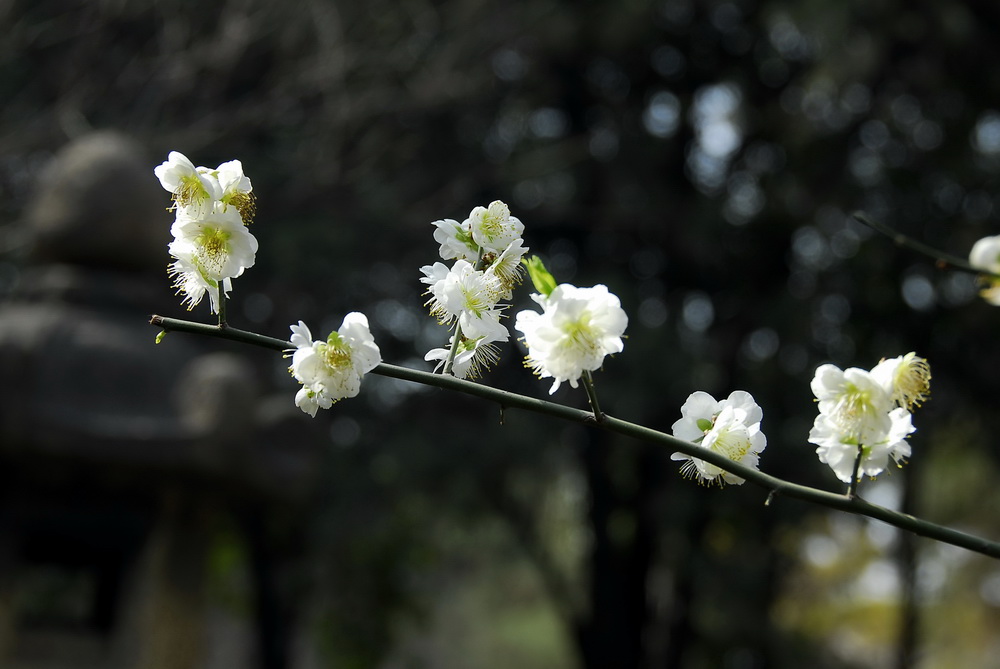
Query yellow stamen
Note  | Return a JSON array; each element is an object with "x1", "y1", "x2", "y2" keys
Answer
[{"x1": 891, "y1": 352, "x2": 931, "y2": 410}]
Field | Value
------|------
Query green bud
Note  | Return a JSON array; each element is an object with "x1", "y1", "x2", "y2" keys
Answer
[
  {"x1": 155, "y1": 330, "x2": 167, "y2": 344},
  {"x1": 522, "y1": 255, "x2": 558, "y2": 297},
  {"x1": 696, "y1": 418, "x2": 714, "y2": 432}
]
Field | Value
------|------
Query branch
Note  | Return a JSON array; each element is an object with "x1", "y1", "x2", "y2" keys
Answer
[
  {"x1": 149, "y1": 314, "x2": 1000, "y2": 560},
  {"x1": 852, "y1": 211, "x2": 1000, "y2": 279}
]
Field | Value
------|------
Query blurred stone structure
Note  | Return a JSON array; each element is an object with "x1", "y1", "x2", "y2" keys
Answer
[{"x1": 0, "y1": 132, "x2": 321, "y2": 669}]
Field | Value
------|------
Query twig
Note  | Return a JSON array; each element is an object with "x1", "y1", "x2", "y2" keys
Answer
[
  {"x1": 150, "y1": 315, "x2": 290, "y2": 350},
  {"x1": 852, "y1": 211, "x2": 1000, "y2": 279}
]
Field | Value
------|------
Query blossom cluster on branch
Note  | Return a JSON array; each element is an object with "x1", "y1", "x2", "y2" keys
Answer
[
  {"x1": 808, "y1": 353, "x2": 930, "y2": 485},
  {"x1": 417, "y1": 200, "x2": 629, "y2": 395},
  {"x1": 287, "y1": 317, "x2": 382, "y2": 417},
  {"x1": 418, "y1": 201, "x2": 529, "y2": 377},
  {"x1": 151, "y1": 152, "x2": 947, "y2": 497},
  {"x1": 670, "y1": 391, "x2": 766, "y2": 487},
  {"x1": 154, "y1": 152, "x2": 258, "y2": 313}
]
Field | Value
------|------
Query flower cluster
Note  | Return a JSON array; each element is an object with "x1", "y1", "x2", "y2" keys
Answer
[
  {"x1": 969, "y1": 235, "x2": 1000, "y2": 305},
  {"x1": 670, "y1": 391, "x2": 766, "y2": 486},
  {"x1": 154, "y1": 152, "x2": 383, "y2": 417},
  {"x1": 155, "y1": 151, "x2": 258, "y2": 313},
  {"x1": 807, "y1": 352, "x2": 930, "y2": 483},
  {"x1": 150, "y1": 154, "x2": 948, "y2": 496},
  {"x1": 287, "y1": 316, "x2": 381, "y2": 417},
  {"x1": 420, "y1": 201, "x2": 529, "y2": 378},
  {"x1": 513, "y1": 283, "x2": 628, "y2": 394}
]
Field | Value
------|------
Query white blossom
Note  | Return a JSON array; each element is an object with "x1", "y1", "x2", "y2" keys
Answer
[
  {"x1": 289, "y1": 320, "x2": 313, "y2": 349},
  {"x1": 154, "y1": 151, "x2": 221, "y2": 216},
  {"x1": 809, "y1": 364, "x2": 893, "y2": 446},
  {"x1": 432, "y1": 218, "x2": 479, "y2": 262},
  {"x1": 424, "y1": 330, "x2": 505, "y2": 379},
  {"x1": 670, "y1": 390, "x2": 766, "y2": 486},
  {"x1": 513, "y1": 283, "x2": 627, "y2": 394},
  {"x1": 168, "y1": 204, "x2": 258, "y2": 283},
  {"x1": 467, "y1": 200, "x2": 524, "y2": 253},
  {"x1": 420, "y1": 259, "x2": 506, "y2": 339},
  {"x1": 214, "y1": 159, "x2": 256, "y2": 223},
  {"x1": 167, "y1": 257, "x2": 232, "y2": 313},
  {"x1": 460, "y1": 305, "x2": 509, "y2": 342},
  {"x1": 485, "y1": 238, "x2": 529, "y2": 298},
  {"x1": 969, "y1": 235, "x2": 1000, "y2": 305},
  {"x1": 808, "y1": 362, "x2": 918, "y2": 483},
  {"x1": 287, "y1": 314, "x2": 381, "y2": 417},
  {"x1": 809, "y1": 406, "x2": 915, "y2": 483},
  {"x1": 421, "y1": 200, "x2": 527, "y2": 379},
  {"x1": 156, "y1": 151, "x2": 260, "y2": 314},
  {"x1": 870, "y1": 352, "x2": 931, "y2": 410},
  {"x1": 215, "y1": 159, "x2": 251, "y2": 197}
]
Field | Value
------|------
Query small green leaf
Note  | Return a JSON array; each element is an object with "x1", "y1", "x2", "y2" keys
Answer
[
  {"x1": 155, "y1": 330, "x2": 167, "y2": 344},
  {"x1": 696, "y1": 418, "x2": 713, "y2": 432},
  {"x1": 522, "y1": 255, "x2": 558, "y2": 296}
]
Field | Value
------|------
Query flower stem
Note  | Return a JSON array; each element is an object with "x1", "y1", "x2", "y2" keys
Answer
[
  {"x1": 441, "y1": 322, "x2": 464, "y2": 376},
  {"x1": 847, "y1": 444, "x2": 864, "y2": 499},
  {"x1": 216, "y1": 280, "x2": 228, "y2": 327},
  {"x1": 581, "y1": 370, "x2": 605, "y2": 422},
  {"x1": 441, "y1": 246, "x2": 486, "y2": 377},
  {"x1": 148, "y1": 313, "x2": 1000, "y2": 561}
]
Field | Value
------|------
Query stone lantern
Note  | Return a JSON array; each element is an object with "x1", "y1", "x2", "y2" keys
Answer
[{"x1": 0, "y1": 132, "x2": 321, "y2": 669}]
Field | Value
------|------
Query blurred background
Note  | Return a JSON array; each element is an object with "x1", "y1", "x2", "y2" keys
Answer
[{"x1": 1, "y1": 0, "x2": 1000, "y2": 667}]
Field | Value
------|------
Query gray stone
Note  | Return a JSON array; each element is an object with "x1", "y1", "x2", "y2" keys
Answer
[{"x1": 24, "y1": 131, "x2": 171, "y2": 272}]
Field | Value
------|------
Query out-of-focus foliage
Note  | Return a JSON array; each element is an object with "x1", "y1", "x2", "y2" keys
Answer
[{"x1": 4, "y1": 0, "x2": 1000, "y2": 667}]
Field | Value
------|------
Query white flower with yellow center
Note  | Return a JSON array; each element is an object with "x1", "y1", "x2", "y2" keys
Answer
[
  {"x1": 432, "y1": 218, "x2": 479, "y2": 262},
  {"x1": 425, "y1": 329, "x2": 505, "y2": 379},
  {"x1": 214, "y1": 159, "x2": 256, "y2": 224},
  {"x1": 808, "y1": 363, "x2": 917, "y2": 483},
  {"x1": 287, "y1": 315, "x2": 381, "y2": 417},
  {"x1": 169, "y1": 204, "x2": 258, "y2": 283},
  {"x1": 167, "y1": 257, "x2": 232, "y2": 313},
  {"x1": 810, "y1": 364, "x2": 893, "y2": 445},
  {"x1": 467, "y1": 200, "x2": 524, "y2": 253},
  {"x1": 419, "y1": 259, "x2": 506, "y2": 339},
  {"x1": 670, "y1": 390, "x2": 766, "y2": 486},
  {"x1": 809, "y1": 406, "x2": 915, "y2": 483},
  {"x1": 154, "y1": 151, "x2": 221, "y2": 216},
  {"x1": 484, "y1": 238, "x2": 529, "y2": 298},
  {"x1": 969, "y1": 235, "x2": 1000, "y2": 305},
  {"x1": 870, "y1": 352, "x2": 931, "y2": 410},
  {"x1": 513, "y1": 283, "x2": 627, "y2": 394}
]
